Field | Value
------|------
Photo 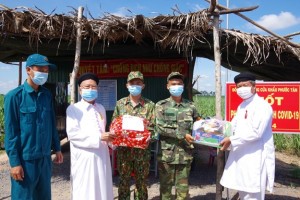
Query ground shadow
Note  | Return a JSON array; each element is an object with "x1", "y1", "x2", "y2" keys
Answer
[
  {"x1": 111, "y1": 145, "x2": 221, "y2": 188},
  {"x1": 274, "y1": 158, "x2": 300, "y2": 187},
  {"x1": 0, "y1": 195, "x2": 11, "y2": 200},
  {"x1": 265, "y1": 194, "x2": 300, "y2": 200},
  {"x1": 52, "y1": 142, "x2": 300, "y2": 199},
  {"x1": 148, "y1": 193, "x2": 232, "y2": 200},
  {"x1": 51, "y1": 141, "x2": 70, "y2": 182}
]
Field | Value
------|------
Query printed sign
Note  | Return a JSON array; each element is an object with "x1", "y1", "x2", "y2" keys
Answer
[
  {"x1": 96, "y1": 80, "x2": 117, "y2": 111},
  {"x1": 79, "y1": 59, "x2": 188, "y2": 78},
  {"x1": 226, "y1": 82, "x2": 300, "y2": 133}
]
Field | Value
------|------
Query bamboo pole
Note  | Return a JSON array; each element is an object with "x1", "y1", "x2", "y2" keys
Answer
[
  {"x1": 217, "y1": 6, "x2": 258, "y2": 15},
  {"x1": 205, "y1": 0, "x2": 300, "y2": 48},
  {"x1": 212, "y1": 8, "x2": 225, "y2": 200},
  {"x1": 69, "y1": 6, "x2": 84, "y2": 105},
  {"x1": 208, "y1": 0, "x2": 216, "y2": 13},
  {"x1": 188, "y1": 57, "x2": 196, "y2": 100},
  {"x1": 283, "y1": 31, "x2": 300, "y2": 39},
  {"x1": 192, "y1": 75, "x2": 200, "y2": 87},
  {"x1": 213, "y1": 22, "x2": 222, "y2": 120}
]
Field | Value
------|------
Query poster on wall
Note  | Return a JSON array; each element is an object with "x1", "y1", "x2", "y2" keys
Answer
[
  {"x1": 226, "y1": 82, "x2": 300, "y2": 134},
  {"x1": 96, "y1": 80, "x2": 117, "y2": 111}
]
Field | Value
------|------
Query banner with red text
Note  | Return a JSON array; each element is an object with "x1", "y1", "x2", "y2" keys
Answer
[
  {"x1": 79, "y1": 59, "x2": 188, "y2": 78},
  {"x1": 226, "y1": 82, "x2": 300, "y2": 133}
]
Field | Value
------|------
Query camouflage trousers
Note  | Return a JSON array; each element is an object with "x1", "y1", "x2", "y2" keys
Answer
[
  {"x1": 158, "y1": 161, "x2": 192, "y2": 200},
  {"x1": 117, "y1": 147, "x2": 150, "y2": 200}
]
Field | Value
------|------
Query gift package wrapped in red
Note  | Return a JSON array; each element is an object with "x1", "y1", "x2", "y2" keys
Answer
[{"x1": 109, "y1": 115, "x2": 150, "y2": 149}]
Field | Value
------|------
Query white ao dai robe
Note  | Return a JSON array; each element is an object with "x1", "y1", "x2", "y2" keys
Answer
[
  {"x1": 66, "y1": 100, "x2": 113, "y2": 200},
  {"x1": 220, "y1": 94, "x2": 275, "y2": 194}
]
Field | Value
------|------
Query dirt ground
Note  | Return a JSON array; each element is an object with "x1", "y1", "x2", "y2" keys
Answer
[{"x1": 1, "y1": 142, "x2": 300, "y2": 200}]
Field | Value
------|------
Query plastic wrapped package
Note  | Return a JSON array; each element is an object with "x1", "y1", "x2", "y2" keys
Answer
[{"x1": 192, "y1": 118, "x2": 232, "y2": 148}]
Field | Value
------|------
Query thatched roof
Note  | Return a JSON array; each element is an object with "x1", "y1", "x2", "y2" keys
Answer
[{"x1": 1, "y1": 5, "x2": 300, "y2": 81}]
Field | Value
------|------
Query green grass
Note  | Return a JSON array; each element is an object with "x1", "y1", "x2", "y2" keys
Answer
[
  {"x1": 193, "y1": 95, "x2": 225, "y2": 119},
  {"x1": 0, "y1": 94, "x2": 4, "y2": 130},
  {"x1": 0, "y1": 94, "x2": 4, "y2": 150},
  {"x1": 274, "y1": 134, "x2": 300, "y2": 156}
]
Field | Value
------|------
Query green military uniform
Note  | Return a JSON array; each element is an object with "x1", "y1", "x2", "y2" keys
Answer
[
  {"x1": 155, "y1": 97, "x2": 200, "y2": 200},
  {"x1": 112, "y1": 71, "x2": 155, "y2": 200}
]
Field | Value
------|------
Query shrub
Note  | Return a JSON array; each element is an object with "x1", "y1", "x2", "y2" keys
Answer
[
  {"x1": 193, "y1": 95, "x2": 225, "y2": 119},
  {"x1": 0, "y1": 133, "x2": 4, "y2": 150},
  {"x1": 0, "y1": 94, "x2": 4, "y2": 134},
  {"x1": 0, "y1": 94, "x2": 4, "y2": 150}
]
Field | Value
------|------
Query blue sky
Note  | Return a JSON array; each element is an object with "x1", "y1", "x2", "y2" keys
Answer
[{"x1": 0, "y1": 0, "x2": 299, "y2": 94}]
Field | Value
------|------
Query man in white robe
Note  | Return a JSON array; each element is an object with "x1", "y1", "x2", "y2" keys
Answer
[
  {"x1": 66, "y1": 73, "x2": 115, "y2": 200},
  {"x1": 220, "y1": 72, "x2": 275, "y2": 200}
]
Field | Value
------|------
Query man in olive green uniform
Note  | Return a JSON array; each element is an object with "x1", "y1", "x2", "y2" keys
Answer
[
  {"x1": 112, "y1": 71, "x2": 155, "y2": 200},
  {"x1": 155, "y1": 72, "x2": 200, "y2": 200}
]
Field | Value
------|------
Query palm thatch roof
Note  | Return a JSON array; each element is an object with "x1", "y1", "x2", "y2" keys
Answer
[{"x1": 1, "y1": 5, "x2": 300, "y2": 81}]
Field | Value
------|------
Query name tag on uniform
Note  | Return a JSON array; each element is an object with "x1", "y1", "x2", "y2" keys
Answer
[{"x1": 165, "y1": 112, "x2": 175, "y2": 116}]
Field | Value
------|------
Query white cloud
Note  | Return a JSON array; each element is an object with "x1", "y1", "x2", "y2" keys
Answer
[
  {"x1": 192, "y1": 4, "x2": 205, "y2": 12},
  {"x1": 111, "y1": 7, "x2": 132, "y2": 17},
  {"x1": 0, "y1": 62, "x2": 26, "y2": 94},
  {"x1": 200, "y1": 74, "x2": 209, "y2": 79},
  {"x1": 0, "y1": 79, "x2": 18, "y2": 94},
  {"x1": 0, "y1": 65, "x2": 13, "y2": 70},
  {"x1": 221, "y1": 69, "x2": 226, "y2": 76},
  {"x1": 249, "y1": 12, "x2": 300, "y2": 31}
]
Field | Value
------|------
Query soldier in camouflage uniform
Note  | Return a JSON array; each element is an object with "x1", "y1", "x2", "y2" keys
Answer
[
  {"x1": 112, "y1": 71, "x2": 155, "y2": 200},
  {"x1": 155, "y1": 72, "x2": 201, "y2": 200}
]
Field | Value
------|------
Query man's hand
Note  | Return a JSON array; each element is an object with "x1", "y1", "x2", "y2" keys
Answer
[
  {"x1": 101, "y1": 132, "x2": 116, "y2": 142},
  {"x1": 185, "y1": 134, "x2": 195, "y2": 144},
  {"x1": 53, "y1": 151, "x2": 63, "y2": 164},
  {"x1": 10, "y1": 165, "x2": 24, "y2": 181},
  {"x1": 146, "y1": 135, "x2": 151, "y2": 144},
  {"x1": 220, "y1": 137, "x2": 231, "y2": 151}
]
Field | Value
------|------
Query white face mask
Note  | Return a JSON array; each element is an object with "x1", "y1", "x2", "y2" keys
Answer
[
  {"x1": 236, "y1": 86, "x2": 253, "y2": 99},
  {"x1": 30, "y1": 70, "x2": 48, "y2": 85}
]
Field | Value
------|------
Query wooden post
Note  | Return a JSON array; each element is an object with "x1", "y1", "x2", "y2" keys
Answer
[
  {"x1": 188, "y1": 57, "x2": 196, "y2": 100},
  {"x1": 69, "y1": 6, "x2": 84, "y2": 105},
  {"x1": 208, "y1": 0, "x2": 300, "y2": 48},
  {"x1": 18, "y1": 61, "x2": 22, "y2": 86},
  {"x1": 212, "y1": 8, "x2": 225, "y2": 200},
  {"x1": 213, "y1": 21, "x2": 222, "y2": 120}
]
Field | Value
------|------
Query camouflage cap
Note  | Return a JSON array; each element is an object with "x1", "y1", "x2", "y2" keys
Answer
[
  {"x1": 127, "y1": 71, "x2": 144, "y2": 82},
  {"x1": 167, "y1": 72, "x2": 184, "y2": 81}
]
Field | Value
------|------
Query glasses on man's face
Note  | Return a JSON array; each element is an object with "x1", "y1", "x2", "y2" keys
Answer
[{"x1": 80, "y1": 85, "x2": 98, "y2": 89}]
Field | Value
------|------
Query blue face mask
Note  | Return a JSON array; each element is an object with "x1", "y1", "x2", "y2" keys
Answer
[
  {"x1": 31, "y1": 70, "x2": 48, "y2": 85},
  {"x1": 81, "y1": 89, "x2": 98, "y2": 102},
  {"x1": 128, "y1": 85, "x2": 142, "y2": 96},
  {"x1": 169, "y1": 85, "x2": 184, "y2": 97}
]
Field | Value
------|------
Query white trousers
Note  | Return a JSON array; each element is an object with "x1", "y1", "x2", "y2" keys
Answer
[
  {"x1": 238, "y1": 160, "x2": 267, "y2": 200},
  {"x1": 239, "y1": 190, "x2": 265, "y2": 200}
]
